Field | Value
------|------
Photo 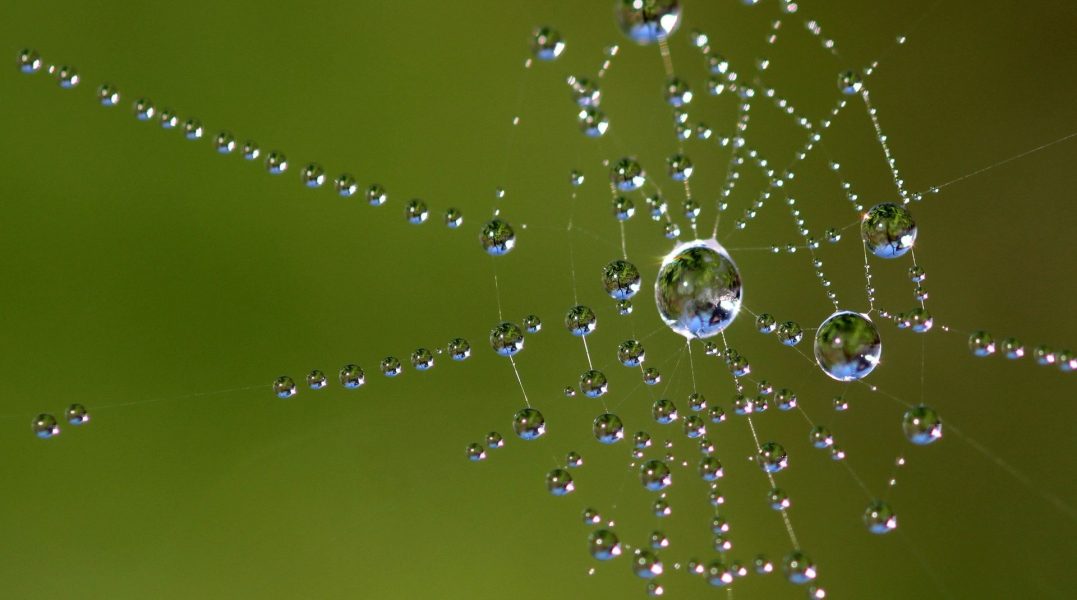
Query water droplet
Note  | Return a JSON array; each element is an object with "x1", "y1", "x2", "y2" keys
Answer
[
  {"x1": 640, "y1": 459, "x2": 673, "y2": 491},
  {"x1": 683, "y1": 415, "x2": 706, "y2": 438},
  {"x1": 366, "y1": 184, "x2": 387, "y2": 206},
  {"x1": 838, "y1": 70, "x2": 863, "y2": 95},
  {"x1": 531, "y1": 26, "x2": 566, "y2": 61},
  {"x1": 513, "y1": 407, "x2": 546, "y2": 440},
  {"x1": 480, "y1": 218, "x2": 516, "y2": 255},
  {"x1": 611, "y1": 157, "x2": 646, "y2": 192},
  {"x1": 466, "y1": 442, "x2": 487, "y2": 462},
  {"x1": 773, "y1": 321, "x2": 803, "y2": 346},
  {"x1": 97, "y1": 83, "x2": 120, "y2": 106},
  {"x1": 632, "y1": 548, "x2": 664, "y2": 579},
  {"x1": 603, "y1": 260, "x2": 641, "y2": 299},
  {"x1": 547, "y1": 468, "x2": 575, "y2": 495},
  {"x1": 444, "y1": 207, "x2": 463, "y2": 228},
  {"x1": 902, "y1": 405, "x2": 942, "y2": 444},
  {"x1": 756, "y1": 313, "x2": 776, "y2": 333},
  {"x1": 17, "y1": 49, "x2": 42, "y2": 73},
  {"x1": 566, "y1": 451, "x2": 583, "y2": 467},
  {"x1": 265, "y1": 151, "x2": 288, "y2": 175},
  {"x1": 405, "y1": 199, "x2": 428, "y2": 224},
  {"x1": 56, "y1": 65, "x2": 79, "y2": 88},
  {"x1": 381, "y1": 355, "x2": 402, "y2": 374},
  {"x1": 814, "y1": 311, "x2": 882, "y2": 380},
  {"x1": 783, "y1": 551, "x2": 817, "y2": 584},
  {"x1": 1001, "y1": 337, "x2": 1024, "y2": 359},
  {"x1": 1033, "y1": 345, "x2": 1056, "y2": 365},
  {"x1": 242, "y1": 141, "x2": 260, "y2": 160},
  {"x1": 757, "y1": 442, "x2": 788, "y2": 473},
  {"x1": 688, "y1": 392, "x2": 706, "y2": 411},
  {"x1": 32, "y1": 414, "x2": 60, "y2": 439},
  {"x1": 273, "y1": 375, "x2": 297, "y2": 398},
  {"x1": 768, "y1": 487, "x2": 791, "y2": 510},
  {"x1": 863, "y1": 499, "x2": 897, "y2": 533},
  {"x1": 655, "y1": 239, "x2": 743, "y2": 339},
  {"x1": 909, "y1": 307, "x2": 933, "y2": 333},
  {"x1": 594, "y1": 413, "x2": 625, "y2": 444},
  {"x1": 306, "y1": 370, "x2": 327, "y2": 389},
  {"x1": 411, "y1": 348, "x2": 434, "y2": 371},
  {"x1": 699, "y1": 456, "x2": 723, "y2": 481},
  {"x1": 612, "y1": 196, "x2": 636, "y2": 221},
  {"x1": 570, "y1": 78, "x2": 601, "y2": 107},
  {"x1": 643, "y1": 367, "x2": 662, "y2": 385},
  {"x1": 650, "y1": 530, "x2": 670, "y2": 549},
  {"x1": 490, "y1": 322, "x2": 525, "y2": 357},
  {"x1": 134, "y1": 98, "x2": 155, "y2": 120},
  {"x1": 809, "y1": 425, "x2": 834, "y2": 449},
  {"x1": 578, "y1": 107, "x2": 609, "y2": 137},
  {"x1": 66, "y1": 403, "x2": 89, "y2": 425},
  {"x1": 580, "y1": 370, "x2": 609, "y2": 398},
  {"x1": 183, "y1": 119, "x2": 203, "y2": 140},
  {"x1": 706, "y1": 560, "x2": 734, "y2": 586},
  {"x1": 214, "y1": 131, "x2": 236, "y2": 154},
  {"x1": 969, "y1": 330, "x2": 996, "y2": 357},
  {"x1": 159, "y1": 109, "x2": 178, "y2": 129},
  {"x1": 616, "y1": 0, "x2": 683, "y2": 45},
  {"x1": 617, "y1": 300, "x2": 633, "y2": 315},
  {"x1": 565, "y1": 305, "x2": 597, "y2": 336},
  {"x1": 664, "y1": 78, "x2": 693, "y2": 107},
  {"x1": 652, "y1": 399, "x2": 679, "y2": 424},
  {"x1": 862, "y1": 203, "x2": 917, "y2": 258},
  {"x1": 339, "y1": 364, "x2": 366, "y2": 388},
  {"x1": 300, "y1": 163, "x2": 325, "y2": 188},
  {"x1": 589, "y1": 529, "x2": 622, "y2": 560}
]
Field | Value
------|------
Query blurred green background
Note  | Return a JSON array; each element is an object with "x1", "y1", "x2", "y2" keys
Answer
[{"x1": 1, "y1": 1, "x2": 1075, "y2": 598}]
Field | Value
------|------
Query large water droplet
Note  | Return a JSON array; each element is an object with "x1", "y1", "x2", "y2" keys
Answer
[
  {"x1": 862, "y1": 203, "x2": 917, "y2": 258},
  {"x1": 813, "y1": 311, "x2": 882, "y2": 381},
  {"x1": 655, "y1": 239, "x2": 742, "y2": 339}
]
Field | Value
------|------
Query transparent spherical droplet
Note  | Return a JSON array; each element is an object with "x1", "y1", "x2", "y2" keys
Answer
[
  {"x1": 652, "y1": 399, "x2": 678, "y2": 424},
  {"x1": 755, "y1": 313, "x2": 777, "y2": 334},
  {"x1": 969, "y1": 330, "x2": 995, "y2": 357},
  {"x1": 183, "y1": 119, "x2": 204, "y2": 140},
  {"x1": 490, "y1": 322, "x2": 524, "y2": 357},
  {"x1": 813, "y1": 311, "x2": 882, "y2": 381},
  {"x1": 66, "y1": 403, "x2": 90, "y2": 425},
  {"x1": 773, "y1": 388, "x2": 796, "y2": 411},
  {"x1": 214, "y1": 131, "x2": 236, "y2": 154},
  {"x1": 331, "y1": 173, "x2": 357, "y2": 198},
  {"x1": 617, "y1": 300, "x2": 633, "y2": 315},
  {"x1": 863, "y1": 499, "x2": 897, "y2": 534},
  {"x1": 593, "y1": 413, "x2": 625, "y2": 444},
  {"x1": 306, "y1": 369, "x2": 327, "y2": 390},
  {"x1": 366, "y1": 184, "x2": 387, "y2": 206},
  {"x1": 603, "y1": 259, "x2": 641, "y2": 300},
  {"x1": 411, "y1": 348, "x2": 434, "y2": 371},
  {"x1": 301, "y1": 163, "x2": 325, "y2": 188},
  {"x1": 273, "y1": 375, "x2": 297, "y2": 398},
  {"x1": 902, "y1": 404, "x2": 942, "y2": 445},
  {"x1": 908, "y1": 264, "x2": 926, "y2": 282},
  {"x1": 339, "y1": 364, "x2": 366, "y2": 388},
  {"x1": 708, "y1": 406, "x2": 726, "y2": 424},
  {"x1": 768, "y1": 487, "x2": 790, "y2": 510},
  {"x1": 571, "y1": 78, "x2": 601, "y2": 107},
  {"x1": 159, "y1": 109, "x2": 178, "y2": 128},
  {"x1": 380, "y1": 356, "x2": 402, "y2": 377},
  {"x1": 732, "y1": 394, "x2": 752, "y2": 415},
  {"x1": 405, "y1": 199, "x2": 428, "y2": 224},
  {"x1": 908, "y1": 307, "x2": 933, "y2": 333},
  {"x1": 578, "y1": 107, "x2": 609, "y2": 137},
  {"x1": 56, "y1": 65, "x2": 79, "y2": 88},
  {"x1": 444, "y1": 207, "x2": 463, "y2": 228},
  {"x1": 613, "y1": 196, "x2": 636, "y2": 221},
  {"x1": 583, "y1": 507, "x2": 602, "y2": 525},
  {"x1": 513, "y1": 407, "x2": 546, "y2": 440},
  {"x1": 752, "y1": 396, "x2": 769, "y2": 413},
  {"x1": 634, "y1": 431, "x2": 653, "y2": 449},
  {"x1": 643, "y1": 367, "x2": 661, "y2": 385},
  {"x1": 757, "y1": 442, "x2": 788, "y2": 473},
  {"x1": 862, "y1": 203, "x2": 917, "y2": 258},
  {"x1": 699, "y1": 456, "x2": 723, "y2": 481},
  {"x1": 1057, "y1": 350, "x2": 1076, "y2": 372},
  {"x1": 616, "y1": 0, "x2": 683, "y2": 45},
  {"x1": 580, "y1": 370, "x2": 609, "y2": 398},
  {"x1": 688, "y1": 392, "x2": 706, "y2": 411},
  {"x1": 1001, "y1": 337, "x2": 1024, "y2": 359},
  {"x1": 547, "y1": 468, "x2": 575, "y2": 495},
  {"x1": 17, "y1": 49, "x2": 42, "y2": 73},
  {"x1": 683, "y1": 414, "x2": 706, "y2": 438},
  {"x1": 706, "y1": 560, "x2": 734, "y2": 586},
  {"x1": 466, "y1": 442, "x2": 487, "y2": 462},
  {"x1": 134, "y1": 98, "x2": 155, "y2": 121},
  {"x1": 531, "y1": 26, "x2": 565, "y2": 61},
  {"x1": 242, "y1": 141, "x2": 260, "y2": 160},
  {"x1": 448, "y1": 337, "x2": 471, "y2": 361},
  {"x1": 589, "y1": 529, "x2": 622, "y2": 560},
  {"x1": 564, "y1": 386, "x2": 577, "y2": 397},
  {"x1": 640, "y1": 459, "x2": 672, "y2": 491},
  {"x1": 611, "y1": 157, "x2": 646, "y2": 192},
  {"x1": 632, "y1": 548, "x2": 664, "y2": 579},
  {"x1": 486, "y1": 431, "x2": 504, "y2": 449},
  {"x1": 666, "y1": 153, "x2": 694, "y2": 182},
  {"x1": 809, "y1": 425, "x2": 834, "y2": 449},
  {"x1": 519, "y1": 314, "x2": 542, "y2": 333},
  {"x1": 1033, "y1": 345, "x2": 1056, "y2": 365},
  {"x1": 754, "y1": 555, "x2": 774, "y2": 575},
  {"x1": 838, "y1": 70, "x2": 863, "y2": 95},
  {"x1": 783, "y1": 551, "x2": 817, "y2": 584},
  {"x1": 97, "y1": 83, "x2": 120, "y2": 106},
  {"x1": 655, "y1": 239, "x2": 742, "y2": 339},
  {"x1": 32, "y1": 413, "x2": 60, "y2": 439},
  {"x1": 664, "y1": 78, "x2": 693, "y2": 107},
  {"x1": 265, "y1": 151, "x2": 288, "y2": 175},
  {"x1": 480, "y1": 218, "x2": 515, "y2": 255},
  {"x1": 565, "y1": 305, "x2": 597, "y2": 336},
  {"x1": 775, "y1": 321, "x2": 804, "y2": 346}
]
